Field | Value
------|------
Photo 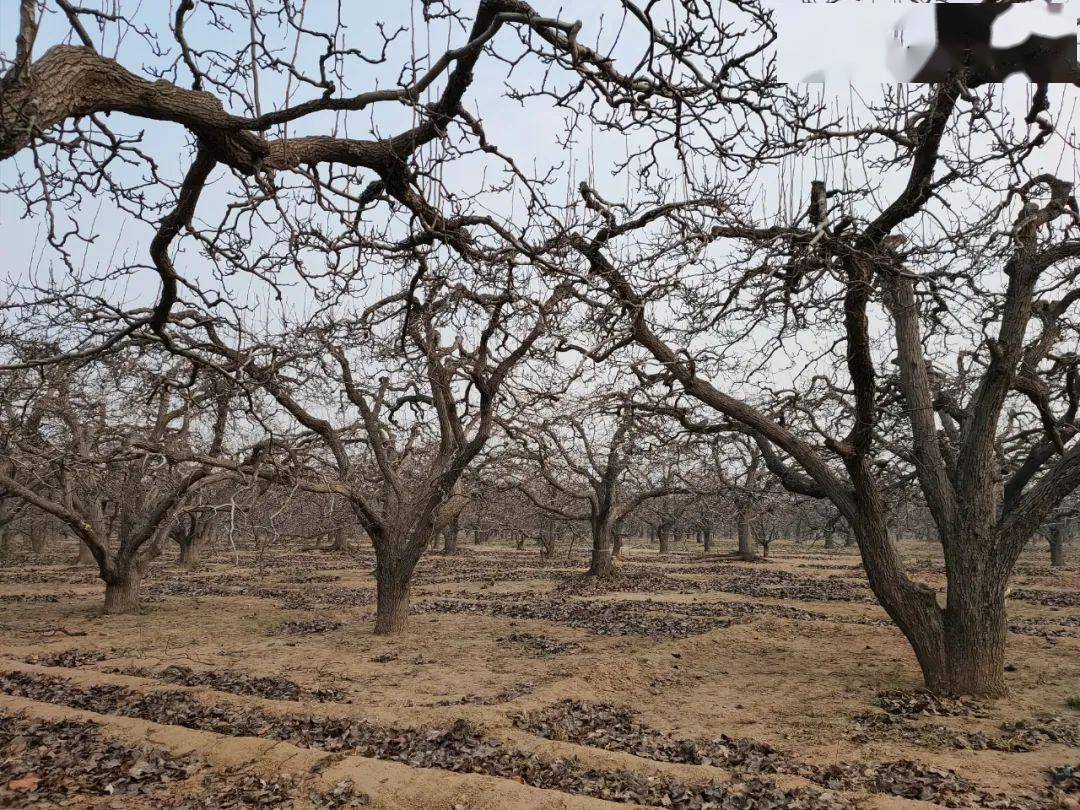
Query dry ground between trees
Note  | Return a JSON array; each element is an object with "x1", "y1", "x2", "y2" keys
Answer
[{"x1": 0, "y1": 539, "x2": 1077, "y2": 809}]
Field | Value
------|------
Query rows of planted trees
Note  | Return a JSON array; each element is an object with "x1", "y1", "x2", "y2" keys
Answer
[{"x1": 2, "y1": 0, "x2": 1078, "y2": 697}]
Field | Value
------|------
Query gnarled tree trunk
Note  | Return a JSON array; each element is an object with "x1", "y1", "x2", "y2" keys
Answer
[
  {"x1": 178, "y1": 537, "x2": 201, "y2": 568},
  {"x1": 374, "y1": 559, "x2": 413, "y2": 635},
  {"x1": 29, "y1": 524, "x2": 46, "y2": 554},
  {"x1": 736, "y1": 509, "x2": 757, "y2": 560},
  {"x1": 441, "y1": 518, "x2": 459, "y2": 555},
  {"x1": 103, "y1": 564, "x2": 143, "y2": 614},
  {"x1": 658, "y1": 522, "x2": 672, "y2": 554},
  {"x1": 1048, "y1": 523, "x2": 1067, "y2": 568},
  {"x1": 588, "y1": 518, "x2": 617, "y2": 578},
  {"x1": 331, "y1": 526, "x2": 349, "y2": 552},
  {"x1": 703, "y1": 524, "x2": 713, "y2": 552}
]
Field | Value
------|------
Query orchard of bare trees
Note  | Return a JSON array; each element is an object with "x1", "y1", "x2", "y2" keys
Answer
[{"x1": 1, "y1": 2, "x2": 1078, "y2": 807}]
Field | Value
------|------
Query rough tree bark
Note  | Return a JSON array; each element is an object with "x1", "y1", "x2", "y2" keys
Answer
[
  {"x1": 1047, "y1": 523, "x2": 1067, "y2": 567},
  {"x1": 735, "y1": 508, "x2": 758, "y2": 561},
  {"x1": 658, "y1": 522, "x2": 672, "y2": 554},
  {"x1": 441, "y1": 518, "x2": 460, "y2": 555},
  {"x1": 29, "y1": 524, "x2": 45, "y2": 554},
  {"x1": 373, "y1": 550, "x2": 415, "y2": 635},
  {"x1": 103, "y1": 562, "x2": 143, "y2": 614},
  {"x1": 331, "y1": 526, "x2": 349, "y2": 552},
  {"x1": 587, "y1": 518, "x2": 617, "y2": 578}
]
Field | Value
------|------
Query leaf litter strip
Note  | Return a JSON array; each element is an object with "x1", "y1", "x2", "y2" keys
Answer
[{"x1": 0, "y1": 669, "x2": 847, "y2": 809}]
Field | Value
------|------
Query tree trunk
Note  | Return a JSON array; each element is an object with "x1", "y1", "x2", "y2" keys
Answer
[
  {"x1": 104, "y1": 566, "x2": 142, "y2": 614},
  {"x1": 331, "y1": 527, "x2": 349, "y2": 552},
  {"x1": 612, "y1": 530, "x2": 623, "y2": 559},
  {"x1": 178, "y1": 537, "x2": 201, "y2": 569},
  {"x1": 29, "y1": 524, "x2": 45, "y2": 554},
  {"x1": 76, "y1": 540, "x2": 95, "y2": 566},
  {"x1": 374, "y1": 564, "x2": 412, "y2": 635},
  {"x1": 736, "y1": 510, "x2": 758, "y2": 560},
  {"x1": 658, "y1": 523, "x2": 672, "y2": 554},
  {"x1": 703, "y1": 525, "x2": 713, "y2": 552},
  {"x1": 904, "y1": 566, "x2": 1008, "y2": 697},
  {"x1": 588, "y1": 523, "x2": 617, "y2": 578},
  {"x1": 824, "y1": 533, "x2": 836, "y2": 549},
  {"x1": 473, "y1": 528, "x2": 481, "y2": 545},
  {"x1": 441, "y1": 520, "x2": 460, "y2": 555},
  {"x1": 1048, "y1": 524, "x2": 1066, "y2": 568},
  {"x1": 0, "y1": 529, "x2": 10, "y2": 560}
]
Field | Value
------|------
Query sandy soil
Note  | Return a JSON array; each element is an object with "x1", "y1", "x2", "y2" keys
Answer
[{"x1": 0, "y1": 537, "x2": 1076, "y2": 809}]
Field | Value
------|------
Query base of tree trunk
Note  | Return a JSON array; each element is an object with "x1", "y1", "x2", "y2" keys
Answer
[
  {"x1": 103, "y1": 574, "x2": 141, "y2": 614},
  {"x1": 923, "y1": 656, "x2": 1008, "y2": 698},
  {"x1": 374, "y1": 583, "x2": 410, "y2": 635},
  {"x1": 330, "y1": 528, "x2": 349, "y2": 552},
  {"x1": 908, "y1": 590, "x2": 1009, "y2": 698},
  {"x1": 178, "y1": 542, "x2": 201, "y2": 569},
  {"x1": 587, "y1": 561, "x2": 622, "y2": 578},
  {"x1": 1049, "y1": 537, "x2": 1066, "y2": 567}
]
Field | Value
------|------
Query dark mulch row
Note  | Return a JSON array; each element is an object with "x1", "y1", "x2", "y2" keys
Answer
[
  {"x1": 0, "y1": 711, "x2": 365, "y2": 808},
  {"x1": 850, "y1": 692, "x2": 1080, "y2": 754},
  {"x1": 511, "y1": 699, "x2": 1043, "y2": 808},
  {"x1": 876, "y1": 689, "x2": 990, "y2": 718},
  {"x1": 416, "y1": 595, "x2": 736, "y2": 638},
  {"x1": 108, "y1": 664, "x2": 345, "y2": 703},
  {"x1": 497, "y1": 632, "x2": 580, "y2": 656},
  {"x1": 1010, "y1": 588, "x2": 1080, "y2": 608},
  {"x1": 512, "y1": 699, "x2": 792, "y2": 774},
  {"x1": 268, "y1": 619, "x2": 344, "y2": 636},
  {"x1": 24, "y1": 648, "x2": 110, "y2": 668}
]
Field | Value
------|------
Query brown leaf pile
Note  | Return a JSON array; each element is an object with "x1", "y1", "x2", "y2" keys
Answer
[
  {"x1": 24, "y1": 648, "x2": 108, "y2": 668},
  {"x1": 268, "y1": 619, "x2": 344, "y2": 636},
  {"x1": 498, "y1": 632, "x2": 579, "y2": 656},
  {"x1": 876, "y1": 690, "x2": 990, "y2": 718},
  {"x1": 417, "y1": 594, "x2": 735, "y2": 638},
  {"x1": 111, "y1": 664, "x2": 345, "y2": 703},
  {"x1": 512, "y1": 699, "x2": 792, "y2": 774},
  {"x1": 0, "y1": 712, "x2": 201, "y2": 807}
]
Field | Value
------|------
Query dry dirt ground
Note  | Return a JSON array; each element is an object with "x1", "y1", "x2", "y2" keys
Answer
[{"x1": 0, "y1": 537, "x2": 1076, "y2": 809}]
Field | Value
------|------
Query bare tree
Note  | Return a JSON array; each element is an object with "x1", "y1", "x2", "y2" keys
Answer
[
  {"x1": 561, "y1": 75, "x2": 1080, "y2": 695},
  {"x1": 503, "y1": 395, "x2": 689, "y2": 577},
  {"x1": 0, "y1": 350, "x2": 236, "y2": 611}
]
